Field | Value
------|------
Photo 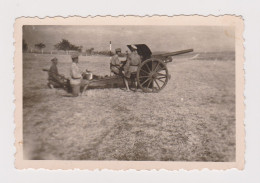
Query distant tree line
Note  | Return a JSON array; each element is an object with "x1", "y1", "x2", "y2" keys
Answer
[
  {"x1": 35, "y1": 43, "x2": 46, "y2": 54},
  {"x1": 22, "y1": 38, "x2": 126, "y2": 57},
  {"x1": 54, "y1": 39, "x2": 83, "y2": 54}
]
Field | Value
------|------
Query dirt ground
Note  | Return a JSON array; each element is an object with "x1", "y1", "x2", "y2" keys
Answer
[{"x1": 22, "y1": 53, "x2": 235, "y2": 161}]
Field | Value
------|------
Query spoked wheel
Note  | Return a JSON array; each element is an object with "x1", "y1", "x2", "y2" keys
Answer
[{"x1": 136, "y1": 58, "x2": 169, "y2": 93}]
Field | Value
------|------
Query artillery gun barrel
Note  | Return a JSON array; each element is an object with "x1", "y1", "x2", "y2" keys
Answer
[{"x1": 155, "y1": 49, "x2": 193, "y2": 57}]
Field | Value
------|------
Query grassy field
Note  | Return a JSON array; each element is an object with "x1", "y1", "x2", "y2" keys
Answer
[{"x1": 23, "y1": 53, "x2": 235, "y2": 161}]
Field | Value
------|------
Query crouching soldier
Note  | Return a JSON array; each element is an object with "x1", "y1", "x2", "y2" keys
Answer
[
  {"x1": 110, "y1": 48, "x2": 123, "y2": 75},
  {"x1": 70, "y1": 54, "x2": 89, "y2": 97},
  {"x1": 47, "y1": 57, "x2": 64, "y2": 89}
]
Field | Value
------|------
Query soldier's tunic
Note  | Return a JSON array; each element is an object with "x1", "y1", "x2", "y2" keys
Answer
[
  {"x1": 110, "y1": 55, "x2": 121, "y2": 75},
  {"x1": 70, "y1": 62, "x2": 89, "y2": 96},
  {"x1": 48, "y1": 63, "x2": 63, "y2": 87},
  {"x1": 70, "y1": 62, "x2": 82, "y2": 96},
  {"x1": 124, "y1": 51, "x2": 141, "y2": 78},
  {"x1": 70, "y1": 62, "x2": 82, "y2": 84}
]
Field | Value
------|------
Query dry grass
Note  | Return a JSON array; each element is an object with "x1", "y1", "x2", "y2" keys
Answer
[{"x1": 23, "y1": 53, "x2": 235, "y2": 161}]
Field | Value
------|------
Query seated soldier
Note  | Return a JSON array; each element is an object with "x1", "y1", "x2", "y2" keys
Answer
[
  {"x1": 47, "y1": 57, "x2": 64, "y2": 89},
  {"x1": 110, "y1": 48, "x2": 123, "y2": 75},
  {"x1": 123, "y1": 45, "x2": 141, "y2": 91}
]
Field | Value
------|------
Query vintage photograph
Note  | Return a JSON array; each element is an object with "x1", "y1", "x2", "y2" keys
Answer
[{"x1": 15, "y1": 16, "x2": 244, "y2": 169}]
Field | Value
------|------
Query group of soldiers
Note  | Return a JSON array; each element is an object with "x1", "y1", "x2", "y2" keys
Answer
[
  {"x1": 47, "y1": 54, "x2": 89, "y2": 97},
  {"x1": 47, "y1": 45, "x2": 141, "y2": 96},
  {"x1": 110, "y1": 45, "x2": 141, "y2": 91}
]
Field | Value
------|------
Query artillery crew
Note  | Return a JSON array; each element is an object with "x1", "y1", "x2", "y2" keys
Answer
[
  {"x1": 110, "y1": 48, "x2": 123, "y2": 75},
  {"x1": 44, "y1": 44, "x2": 192, "y2": 94}
]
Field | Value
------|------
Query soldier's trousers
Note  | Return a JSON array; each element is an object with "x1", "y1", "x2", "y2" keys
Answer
[
  {"x1": 71, "y1": 80, "x2": 89, "y2": 97},
  {"x1": 71, "y1": 83, "x2": 80, "y2": 97}
]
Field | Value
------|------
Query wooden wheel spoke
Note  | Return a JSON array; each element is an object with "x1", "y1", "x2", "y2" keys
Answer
[
  {"x1": 157, "y1": 78, "x2": 166, "y2": 84},
  {"x1": 156, "y1": 66, "x2": 166, "y2": 72},
  {"x1": 140, "y1": 69, "x2": 149, "y2": 75},
  {"x1": 156, "y1": 73, "x2": 167, "y2": 76},
  {"x1": 141, "y1": 78, "x2": 150, "y2": 86},
  {"x1": 152, "y1": 60, "x2": 155, "y2": 71},
  {"x1": 147, "y1": 79, "x2": 152, "y2": 89},
  {"x1": 157, "y1": 76, "x2": 167, "y2": 80},
  {"x1": 154, "y1": 79, "x2": 161, "y2": 89},
  {"x1": 154, "y1": 62, "x2": 160, "y2": 72},
  {"x1": 145, "y1": 63, "x2": 151, "y2": 72}
]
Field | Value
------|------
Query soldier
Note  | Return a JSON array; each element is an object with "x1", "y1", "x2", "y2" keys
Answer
[
  {"x1": 70, "y1": 54, "x2": 89, "y2": 97},
  {"x1": 123, "y1": 45, "x2": 141, "y2": 91},
  {"x1": 47, "y1": 57, "x2": 64, "y2": 89},
  {"x1": 110, "y1": 48, "x2": 123, "y2": 75}
]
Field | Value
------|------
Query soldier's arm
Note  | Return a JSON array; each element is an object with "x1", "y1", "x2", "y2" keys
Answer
[{"x1": 49, "y1": 65, "x2": 63, "y2": 79}]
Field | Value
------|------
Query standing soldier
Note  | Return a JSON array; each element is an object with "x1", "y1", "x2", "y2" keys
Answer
[
  {"x1": 110, "y1": 48, "x2": 123, "y2": 75},
  {"x1": 70, "y1": 54, "x2": 89, "y2": 97},
  {"x1": 124, "y1": 45, "x2": 141, "y2": 91}
]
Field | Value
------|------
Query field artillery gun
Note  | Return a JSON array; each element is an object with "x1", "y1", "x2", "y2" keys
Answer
[
  {"x1": 122, "y1": 44, "x2": 193, "y2": 92},
  {"x1": 84, "y1": 44, "x2": 193, "y2": 93},
  {"x1": 43, "y1": 44, "x2": 193, "y2": 93}
]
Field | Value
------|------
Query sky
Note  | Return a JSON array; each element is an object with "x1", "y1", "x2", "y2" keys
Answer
[{"x1": 23, "y1": 25, "x2": 235, "y2": 53}]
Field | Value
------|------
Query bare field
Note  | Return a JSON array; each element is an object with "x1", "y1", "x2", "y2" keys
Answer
[{"x1": 23, "y1": 53, "x2": 235, "y2": 161}]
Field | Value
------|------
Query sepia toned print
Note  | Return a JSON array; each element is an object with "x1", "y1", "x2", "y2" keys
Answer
[{"x1": 14, "y1": 16, "x2": 244, "y2": 170}]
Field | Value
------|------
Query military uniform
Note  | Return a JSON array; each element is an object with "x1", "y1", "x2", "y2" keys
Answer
[
  {"x1": 70, "y1": 62, "x2": 82, "y2": 85},
  {"x1": 110, "y1": 54, "x2": 121, "y2": 75},
  {"x1": 70, "y1": 55, "x2": 89, "y2": 96},
  {"x1": 124, "y1": 51, "x2": 141, "y2": 78},
  {"x1": 110, "y1": 48, "x2": 123, "y2": 75},
  {"x1": 48, "y1": 57, "x2": 63, "y2": 88}
]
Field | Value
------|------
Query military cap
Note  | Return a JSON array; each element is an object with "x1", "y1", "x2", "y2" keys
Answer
[
  {"x1": 51, "y1": 57, "x2": 58, "y2": 62},
  {"x1": 131, "y1": 45, "x2": 137, "y2": 50},
  {"x1": 115, "y1": 48, "x2": 121, "y2": 52}
]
